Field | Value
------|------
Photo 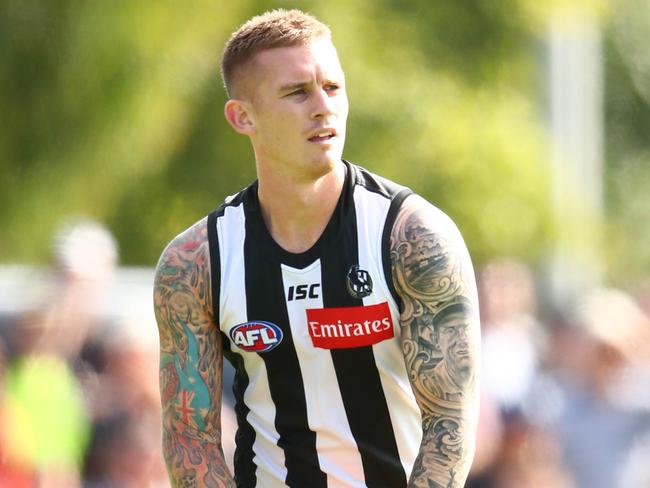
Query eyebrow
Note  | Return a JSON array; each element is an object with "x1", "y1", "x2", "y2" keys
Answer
[{"x1": 279, "y1": 81, "x2": 310, "y2": 93}]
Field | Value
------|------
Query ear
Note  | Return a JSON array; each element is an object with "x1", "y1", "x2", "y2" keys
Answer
[{"x1": 224, "y1": 99, "x2": 255, "y2": 136}]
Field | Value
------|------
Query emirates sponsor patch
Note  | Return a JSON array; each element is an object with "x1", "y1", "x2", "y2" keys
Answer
[{"x1": 306, "y1": 302, "x2": 394, "y2": 349}]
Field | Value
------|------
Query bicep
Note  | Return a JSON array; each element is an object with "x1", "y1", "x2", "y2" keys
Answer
[
  {"x1": 390, "y1": 194, "x2": 480, "y2": 426},
  {"x1": 154, "y1": 225, "x2": 225, "y2": 439}
]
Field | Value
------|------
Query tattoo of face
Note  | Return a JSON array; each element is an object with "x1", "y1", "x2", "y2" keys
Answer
[{"x1": 392, "y1": 206, "x2": 475, "y2": 394}]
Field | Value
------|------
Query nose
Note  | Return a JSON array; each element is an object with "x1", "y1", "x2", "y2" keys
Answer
[
  {"x1": 456, "y1": 326, "x2": 469, "y2": 341},
  {"x1": 311, "y1": 87, "x2": 335, "y2": 119}
]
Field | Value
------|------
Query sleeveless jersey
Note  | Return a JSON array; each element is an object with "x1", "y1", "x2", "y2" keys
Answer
[{"x1": 206, "y1": 161, "x2": 422, "y2": 488}]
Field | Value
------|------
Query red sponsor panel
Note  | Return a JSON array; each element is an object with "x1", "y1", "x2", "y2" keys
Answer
[{"x1": 306, "y1": 301, "x2": 394, "y2": 349}]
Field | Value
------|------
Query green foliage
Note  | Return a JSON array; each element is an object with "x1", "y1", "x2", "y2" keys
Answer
[
  {"x1": 602, "y1": 0, "x2": 650, "y2": 284},
  {"x1": 1, "y1": 0, "x2": 646, "y2": 283},
  {"x1": 328, "y1": 1, "x2": 554, "y2": 263}
]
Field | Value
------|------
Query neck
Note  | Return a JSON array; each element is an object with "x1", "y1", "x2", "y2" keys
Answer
[{"x1": 257, "y1": 160, "x2": 346, "y2": 253}]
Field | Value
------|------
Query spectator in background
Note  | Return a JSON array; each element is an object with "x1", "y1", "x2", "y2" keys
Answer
[
  {"x1": 467, "y1": 258, "x2": 574, "y2": 488},
  {"x1": 0, "y1": 219, "x2": 117, "y2": 487},
  {"x1": 83, "y1": 411, "x2": 164, "y2": 488},
  {"x1": 546, "y1": 287, "x2": 650, "y2": 488},
  {"x1": 0, "y1": 336, "x2": 35, "y2": 487},
  {"x1": 620, "y1": 428, "x2": 650, "y2": 487},
  {"x1": 0, "y1": 217, "x2": 186, "y2": 487},
  {"x1": 81, "y1": 316, "x2": 169, "y2": 487},
  {"x1": 470, "y1": 412, "x2": 575, "y2": 488},
  {"x1": 478, "y1": 258, "x2": 546, "y2": 414},
  {"x1": 633, "y1": 279, "x2": 650, "y2": 320}
]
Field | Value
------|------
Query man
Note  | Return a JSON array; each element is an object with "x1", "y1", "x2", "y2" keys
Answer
[
  {"x1": 154, "y1": 9, "x2": 480, "y2": 488},
  {"x1": 411, "y1": 300, "x2": 474, "y2": 404}
]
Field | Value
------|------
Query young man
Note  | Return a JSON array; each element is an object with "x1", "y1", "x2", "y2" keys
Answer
[{"x1": 154, "y1": 9, "x2": 480, "y2": 488}]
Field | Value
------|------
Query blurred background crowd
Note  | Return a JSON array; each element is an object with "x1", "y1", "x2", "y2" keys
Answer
[
  {"x1": 1, "y1": 223, "x2": 649, "y2": 487},
  {"x1": 0, "y1": 221, "x2": 166, "y2": 487},
  {"x1": 1, "y1": 0, "x2": 649, "y2": 486}
]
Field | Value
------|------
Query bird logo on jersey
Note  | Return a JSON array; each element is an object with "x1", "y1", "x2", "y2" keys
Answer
[{"x1": 346, "y1": 265, "x2": 373, "y2": 298}]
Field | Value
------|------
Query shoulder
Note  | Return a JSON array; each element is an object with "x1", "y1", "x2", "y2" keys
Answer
[
  {"x1": 347, "y1": 160, "x2": 411, "y2": 201},
  {"x1": 153, "y1": 217, "x2": 214, "y2": 325},
  {"x1": 391, "y1": 194, "x2": 467, "y2": 252},
  {"x1": 154, "y1": 217, "x2": 210, "y2": 284},
  {"x1": 389, "y1": 194, "x2": 476, "y2": 303}
]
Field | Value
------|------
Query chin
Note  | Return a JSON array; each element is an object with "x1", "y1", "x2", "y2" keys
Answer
[
  {"x1": 311, "y1": 152, "x2": 341, "y2": 168},
  {"x1": 307, "y1": 159, "x2": 336, "y2": 175}
]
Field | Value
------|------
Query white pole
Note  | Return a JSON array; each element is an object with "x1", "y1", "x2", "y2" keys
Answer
[{"x1": 547, "y1": 7, "x2": 604, "y2": 307}]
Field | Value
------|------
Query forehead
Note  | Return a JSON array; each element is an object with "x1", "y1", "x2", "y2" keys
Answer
[
  {"x1": 251, "y1": 38, "x2": 344, "y2": 86},
  {"x1": 437, "y1": 312, "x2": 469, "y2": 330}
]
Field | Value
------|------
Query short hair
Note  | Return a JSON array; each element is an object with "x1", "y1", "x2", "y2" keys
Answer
[
  {"x1": 432, "y1": 298, "x2": 473, "y2": 331},
  {"x1": 221, "y1": 9, "x2": 332, "y2": 98}
]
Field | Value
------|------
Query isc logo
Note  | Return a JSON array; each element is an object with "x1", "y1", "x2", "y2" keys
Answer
[
  {"x1": 287, "y1": 283, "x2": 320, "y2": 301},
  {"x1": 229, "y1": 321, "x2": 283, "y2": 352}
]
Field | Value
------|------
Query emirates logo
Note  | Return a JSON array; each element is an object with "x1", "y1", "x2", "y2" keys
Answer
[
  {"x1": 346, "y1": 265, "x2": 373, "y2": 299},
  {"x1": 306, "y1": 302, "x2": 393, "y2": 349}
]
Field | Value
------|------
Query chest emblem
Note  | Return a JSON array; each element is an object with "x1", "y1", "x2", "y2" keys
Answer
[
  {"x1": 346, "y1": 264, "x2": 373, "y2": 298},
  {"x1": 230, "y1": 321, "x2": 283, "y2": 353}
]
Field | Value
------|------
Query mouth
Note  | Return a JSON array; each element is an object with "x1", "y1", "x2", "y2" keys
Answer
[
  {"x1": 454, "y1": 347, "x2": 470, "y2": 357},
  {"x1": 308, "y1": 128, "x2": 337, "y2": 143}
]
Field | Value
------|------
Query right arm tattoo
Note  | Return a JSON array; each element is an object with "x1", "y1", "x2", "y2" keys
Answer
[
  {"x1": 154, "y1": 218, "x2": 235, "y2": 487},
  {"x1": 391, "y1": 196, "x2": 481, "y2": 488}
]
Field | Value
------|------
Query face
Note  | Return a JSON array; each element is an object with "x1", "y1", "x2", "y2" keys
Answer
[
  {"x1": 435, "y1": 312, "x2": 473, "y2": 377},
  {"x1": 231, "y1": 38, "x2": 348, "y2": 177}
]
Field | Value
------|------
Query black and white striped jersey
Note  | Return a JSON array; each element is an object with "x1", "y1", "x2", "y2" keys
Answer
[{"x1": 207, "y1": 161, "x2": 422, "y2": 488}]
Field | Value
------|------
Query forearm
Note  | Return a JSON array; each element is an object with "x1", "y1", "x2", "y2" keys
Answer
[
  {"x1": 163, "y1": 424, "x2": 235, "y2": 488},
  {"x1": 408, "y1": 411, "x2": 476, "y2": 488}
]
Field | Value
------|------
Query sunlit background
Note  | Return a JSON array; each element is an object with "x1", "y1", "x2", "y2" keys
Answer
[{"x1": 1, "y1": 0, "x2": 649, "y2": 486}]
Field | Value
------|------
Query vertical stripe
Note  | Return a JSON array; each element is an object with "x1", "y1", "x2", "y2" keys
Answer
[
  {"x1": 281, "y1": 262, "x2": 366, "y2": 487},
  {"x1": 241, "y1": 358, "x2": 284, "y2": 488},
  {"x1": 222, "y1": 342, "x2": 257, "y2": 488},
  {"x1": 215, "y1": 204, "x2": 258, "y2": 488},
  {"x1": 355, "y1": 188, "x2": 422, "y2": 479},
  {"x1": 381, "y1": 188, "x2": 413, "y2": 310},
  {"x1": 244, "y1": 206, "x2": 327, "y2": 488},
  {"x1": 207, "y1": 211, "x2": 221, "y2": 321},
  {"x1": 321, "y1": 199, "x2": 408, "y2": 488}
]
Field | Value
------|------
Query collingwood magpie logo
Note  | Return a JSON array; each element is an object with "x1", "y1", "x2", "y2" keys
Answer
[{"x1": 346, "y1": 265, "x2": 373, "y2": 298}]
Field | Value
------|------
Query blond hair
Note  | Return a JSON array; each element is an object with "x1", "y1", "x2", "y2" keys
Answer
[{"x1": 221, "y1": 9, "x2": 331, "y2": 97}]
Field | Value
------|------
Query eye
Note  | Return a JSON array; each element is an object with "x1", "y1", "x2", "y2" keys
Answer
[
  {"x1": 324, "y1": 84, "x2": 340, "y2": 93},
  {"x1": 281, "y1": 88, "x2": 306, "y2": 99}
]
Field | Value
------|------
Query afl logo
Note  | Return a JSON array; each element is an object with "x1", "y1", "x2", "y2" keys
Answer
[
  {"x1": 230, "y1": 321, "x2": 283, "y2": 353},
  {"x1": 346, "y1": 265, "x2": 373, "y2": 299}
]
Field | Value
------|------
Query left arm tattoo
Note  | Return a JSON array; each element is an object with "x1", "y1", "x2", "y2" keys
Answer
[{"x1": 391, "y1": 195, "x2": 480, "y2": 488}]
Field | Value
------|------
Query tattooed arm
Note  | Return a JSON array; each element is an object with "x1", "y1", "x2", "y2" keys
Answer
[
  {"x1": 153, "y1": 218, "x2": 235, "y2": 487},
  {"x1": 391, "y1": 195, "x2": 480, "y2": 488}
]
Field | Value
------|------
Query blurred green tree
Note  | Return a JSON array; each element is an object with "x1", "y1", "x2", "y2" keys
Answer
[
  {"x1": 602, "y1": 0, "x2": 650, "y2": 285},
  {"x1": 1, "y1": 0, "x2": 647, "y2": 286}
]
